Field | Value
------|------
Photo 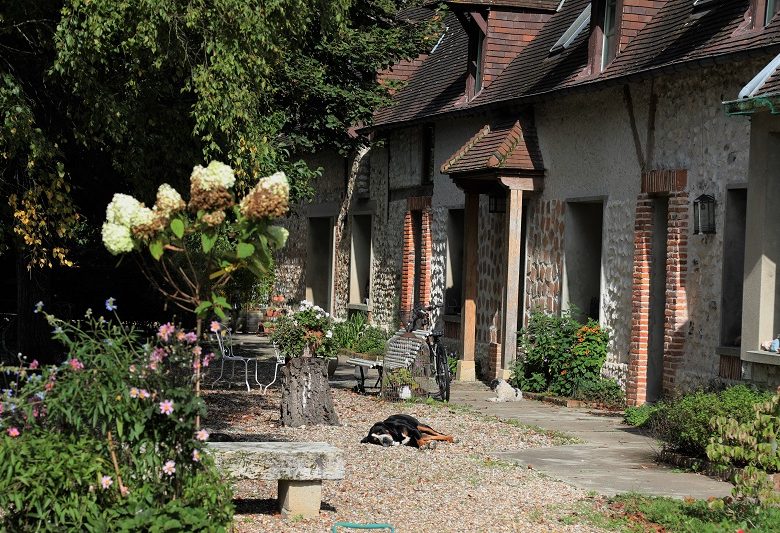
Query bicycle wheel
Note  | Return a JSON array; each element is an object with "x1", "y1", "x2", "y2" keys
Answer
[{"x1": 434, "y1": 344, "x2": 450, "y2": 402}]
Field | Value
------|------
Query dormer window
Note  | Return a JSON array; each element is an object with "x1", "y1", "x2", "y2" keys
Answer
[
  {"x1": 601, "y1": 0, "x2": 618, "y2": 70},
  {"x1": 466, "y1": 12, "x2": 487, "y2": 100},
  {"x1": 767, "y1": 0, "x2": 779, "y2": 24}
]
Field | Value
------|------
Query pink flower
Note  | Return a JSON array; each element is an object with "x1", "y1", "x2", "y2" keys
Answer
[
  {"x1": 148, "y1": 361, "x2": 158, "y2": 371},
  {"x1": 150, "y1": 347, "x2": 166, "y2": 363},
  {"x1": 68, "y1": 358, "x2": 84, "y2": 371},
  {"x1": 44, "y1": 381, "x2": 55, "y2": 392},
  {"x1": 120, "y1": 485, "x2": 130, "y2": 497},
  {"x1": 210, "y1": 321, "x2": 221, "y2": 333},
  {"x1": 157, "y1": 323, "x2": 175, "y2": 342},
  {"x1": 192, "y1": 449, "x2": 201, "y2": 462},
  {"x1": 192, "y1": 346, "x2": 203, "y2": 357},
  {"x1": 195, "y1": 429, "x2": 209, "y2": 441},
  {"x1": 139, "y1": 389, "x2": 150, "y2": 399},
  {"x1": 29, "y1": 360, "x2": 39, "y2": 370},
  {"x1": 159, "y1": 400, "x2": 174, "y2": 415},
  {"x1": 0, "y1": 403, "x2": 3, "y2": 415},
  {"x1": 7, "y1": 427, "x2": 20, "y2": 438},
  {"x1": 129, "y1": 364, "x2": 136, "y2": 374},
  {"x1": 176, "y1": 331, "x2": 186, "y2": 342},
  {"x1": 185, "y1": 332, "x2": 198, "y2": 344},
  {"x1": 162, "y1": 460, "x2": 176, "y2": 476},
  {"x1": 193, "y1": 358, "x2": 201, "y2": 370},
  {"x1": 129, "y1": 387, "x2": 139, "y2": 398},
  {"x1": 100, "y1": 475, "x2": 113, "y2": 489},
  {"x1": 203, "y1": 353, "x2": 215, "y2": 367}
]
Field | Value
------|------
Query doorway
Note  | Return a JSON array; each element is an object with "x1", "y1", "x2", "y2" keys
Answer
[
  {"x1": 646, "y1": 197, "x2": 669, "y2": 403},
  {"x1": 305, "y1": 217, "x2": 334, "y2": 310},
  {"x1": 563, "y1": 200, "x2": 604, "y2": 322}
]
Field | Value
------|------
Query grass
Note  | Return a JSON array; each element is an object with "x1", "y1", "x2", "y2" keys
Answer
[{"x1": 561, "y1": 494, "x2": 780, "y2": 532}]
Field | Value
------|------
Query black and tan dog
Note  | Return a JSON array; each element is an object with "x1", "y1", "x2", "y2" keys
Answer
[{"x1": 360, "y1": 414, "x2": 454, "y2": 448}]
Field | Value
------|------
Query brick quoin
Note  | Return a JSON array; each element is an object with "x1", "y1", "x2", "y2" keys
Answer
[
  {"x1": 400, "y1": 211, "x2": 415, "y2": 323},
  {"x1": 419, "y1": 208, "x2": 433, "y2": 307},
  {"x1": 400, "y1": 197, "x2": 433, "y2": 324},
  {"x1": 627, "y1": 171, "x2": 688, "y2": 406}
]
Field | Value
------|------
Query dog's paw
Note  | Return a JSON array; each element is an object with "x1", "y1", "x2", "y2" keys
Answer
[{"x1": 425, "y1": 441, "x2": 438, "y2": 451}]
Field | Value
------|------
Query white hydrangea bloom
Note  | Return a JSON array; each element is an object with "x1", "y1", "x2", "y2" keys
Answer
[
  {"x1": 105, "y1": 193, "x2": 155, "y2": 230},
  {"x1": 238, "y1": 171, "x2": 289, "y2": 219},
  {"x1": 190, "y1": 161, "x2": 235, "y2": 191},
  {"x1": 155, "y1": 184, "x2": 185, "y2": 216},
  {"x1": 101, "y1": 222, "x2": 134, "y2": 255}
]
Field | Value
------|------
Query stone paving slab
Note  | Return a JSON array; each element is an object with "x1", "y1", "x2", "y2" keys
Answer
[{"x1": 449, "y1": 382, "x2": 734, "y2": 500}]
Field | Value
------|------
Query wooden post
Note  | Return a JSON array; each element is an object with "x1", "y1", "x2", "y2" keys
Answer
[
  {"x1": 500, "y1": 189, "x2": 523, "y2": 379},
  {"x1": 457, "y1": 191, "x2": 479, "y2": 381}
]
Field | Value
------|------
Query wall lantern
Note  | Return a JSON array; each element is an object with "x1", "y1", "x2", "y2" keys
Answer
[
  {"x1": 693, "y1": 194, "x2": 716, "y2": 235},
  {"x1": 489, "y1": 193, "x2": 506, "y2": 213}
]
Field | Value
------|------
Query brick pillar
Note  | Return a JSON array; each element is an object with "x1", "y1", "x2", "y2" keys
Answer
[
  {"x1": 663, "y1": 191, "x2": 689, "y2": 392},
  {"x1": 487, "y1": 342, "x2": 502, "y2": 381},
  {"x1": 627, "y1": 194, "x2": 653, "y2": 406},
  {"x1": 419, "y1": 207, "x2": 433, "y2": 307},
  {"x1": 400, "y1": 211, "x2": 415, "y2": 324}
]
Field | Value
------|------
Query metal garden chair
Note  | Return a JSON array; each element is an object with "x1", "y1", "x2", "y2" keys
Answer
[{"x1": 211, "y1": 328, "x2": 262, "y2": 391}]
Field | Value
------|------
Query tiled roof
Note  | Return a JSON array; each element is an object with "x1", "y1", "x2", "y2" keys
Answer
[
  {"x1": 372, "y1": 13, "x2": 469, "y2": 127},
  {"x1": 371, "y1": 0, "x2": 780, "y2": 129},
  {"x1": 734, "y1": 51, "x2": 780, "y2": 99},
  {"x1": 761, "y1": 64, "x2": 780, "y2": 95},
  {"x1": 440, "y1": 118, "x2": 544, "y2": 174},
  {"x1": 445, "y1": 0, "x2": 559, "y2": 10}
]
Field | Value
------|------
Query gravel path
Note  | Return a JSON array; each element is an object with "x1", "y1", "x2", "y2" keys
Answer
[{"x1": 204, "y1": 387, "x2": 607, "y2": 532}]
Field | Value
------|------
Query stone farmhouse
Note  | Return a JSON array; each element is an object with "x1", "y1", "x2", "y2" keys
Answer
[{"x1": 276, "y1": 0, "x2": 780, "y2": 405}]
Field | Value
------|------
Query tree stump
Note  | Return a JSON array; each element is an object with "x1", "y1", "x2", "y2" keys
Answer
[{"x1": 280, "y1": 357, "x2": 339, "y2": 427}]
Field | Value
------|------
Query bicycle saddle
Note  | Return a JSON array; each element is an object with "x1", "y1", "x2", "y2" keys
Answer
[{"x1": 431, "y1": 330, "x2": 444, "y2": 338}]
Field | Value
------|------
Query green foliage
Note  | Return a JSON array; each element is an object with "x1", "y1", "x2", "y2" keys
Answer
[
  {"x1": 333, "y1": 312, "x2": 388, "y2": 355},
  {"x1": 383, "y1": 368, "x2": 417, "y2": 388},
  {"x1": 707, "y1": 392, "x2": 780, "y2": 505},
  {"x1": 586, "y1": 493, "x2": 780, "y2": 533},
  {"x1": 0, "y1": 307, "x2": 233, "y2": 530},
  {"x1": 512, "y1": 310, "x2": 609, "y2": 397},
  {"x1": 270, "y1": 301, "x2": 336, "y2": 358},
  {"x1": 573, "y1": 377, "x2": 625, "y2": 409},
  {"x1": 649, "y1": 385, "x2": 773, "y2": 459},
  {"x1": 623, "y1": 403, "x2": 658, "y2": 427}
]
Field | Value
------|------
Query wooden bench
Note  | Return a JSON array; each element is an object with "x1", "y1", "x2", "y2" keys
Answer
[
  {"x1": 346, "y1": 329, "x2": 427, "y2": 393},
  {"x1": 208, "y1": 441, "x2": 344, "y2": 518}
]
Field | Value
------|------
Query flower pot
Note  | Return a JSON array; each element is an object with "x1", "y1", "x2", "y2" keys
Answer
[{"x1": 398, "y1": 385, "x2": 412, "y2": 400}]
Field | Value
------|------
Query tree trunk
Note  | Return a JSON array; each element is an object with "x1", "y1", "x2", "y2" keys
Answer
[{"x1": 280, "y1": 357, "x2": 339, "y2": 427}]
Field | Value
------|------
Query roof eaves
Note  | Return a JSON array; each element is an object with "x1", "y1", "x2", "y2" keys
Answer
[
  {"x1": 440, "y1": 124, "x2": 492, "y2": 172},
  {"x1": 738, "y1": 52, "x2": 780, "y2": 99}
]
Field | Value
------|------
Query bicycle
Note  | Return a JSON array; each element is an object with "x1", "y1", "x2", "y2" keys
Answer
[{"x1": 405, "y1": 304, "x2": 450, "y2": 402}]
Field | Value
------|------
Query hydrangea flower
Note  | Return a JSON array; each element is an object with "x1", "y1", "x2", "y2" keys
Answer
[
  {"x1": 159, "y1": 400, "x2": 174, "y2": 415},
  {"x1": 190, "y1": 161, "x2": 235, "y2": 191},
  {"x1": 154, "y1": 184, "x2": 186, "y2": 217},
  {"x1": 239, "y1": 171, "x2": 289, "y2": 220},
  {"x1": 162, "y1": 460, "x2": 176, "y2": 476},
  {"x1": 195, "y1": 429, "x2": 209, "y2": 441},
  {"x1": 7, "y1": 427, "x2": 19, "y2": 438},
  {"x1": 105, "y1": 297, "x2": 117, "y2": 312},
  {"x1": 105, "y1": 193, "x2": 150, "y2": 228},
  {"x1": 101, "y1": 222, "x2": 134, "y2": 255},
  {"x1": 100, "y1": 476, "x2": 113, "y2": 489}
]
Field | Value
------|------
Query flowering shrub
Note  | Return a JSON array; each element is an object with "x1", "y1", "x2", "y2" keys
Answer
[
  {"x1": 101, "y1": 161, "x2": 289, "y2": 321},
  {"x1": 0, "y1": 303, "x2": 233, "y2": 530},
  {"x1": 270, "y1": 301, "x2": 335, "y2": 358},
  {"x1": 512, "y1": 310, "x2": 609, "y2": 397}
]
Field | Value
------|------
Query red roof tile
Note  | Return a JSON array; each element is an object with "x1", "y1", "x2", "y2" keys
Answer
[{"x1": 440, "y1": 118, "x2": 544, "y2": 174}]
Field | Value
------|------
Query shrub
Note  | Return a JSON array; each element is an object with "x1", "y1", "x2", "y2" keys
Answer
[
  {"x1": 574, "y1": 377, "x2": 625, "y2": 408},
  {"x1": 707, "y1": 392, "x2": 780, "y2": 505},
  {"x1": 649, "y1": 385, "x2": 773, "y2": 458},
  {"x1": 0, "y1": 304, "x2": 233, "y2": 530},
  {"x1": 270, "y1": 301, "x2": 336, "y2": 358},
  {"x1": 624, "y1": 404, "x2": 658, "y2": 427},
  {"x1": 512, "y1": 310, "x2": 609, "y2": 397},
  {"x1": 333, "y1": 312, "x2": 387, "y2": 356}
]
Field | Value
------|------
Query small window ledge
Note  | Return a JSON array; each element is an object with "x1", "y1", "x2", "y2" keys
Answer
[
  {"x1": 743, "y1": 350, "x2": 780, "y2": 366},
  {"x1": 716, "y1": 346, "x2": 740, "y2": 357},
  {"x1": 346, "y1": 303, "x2": 371, "y2": 312}
]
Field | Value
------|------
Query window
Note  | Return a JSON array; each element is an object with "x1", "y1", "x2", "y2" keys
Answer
[
  {"x1": 466, "y1": 14, "x2": 486, "y2": 100},
  {"x1": 550, "y1": 4, "x2": 591, "y2": 54},
  {"x1": 422, "y1": 125, "x2": 435, "y2": 184},
  {"x1": 601, "y1": 0, "x2": 618, "y2": 70},
  {"x1": 349, "y1": 215, "x2": 372, "y2": 305},
  {"x1": 768, "y1": 0, "x2": 779, "y2": 24}
]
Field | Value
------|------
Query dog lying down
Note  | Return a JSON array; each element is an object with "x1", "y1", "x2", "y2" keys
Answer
[{"x1": 360, "y1": 414, "x2": 454, "y2": 448}]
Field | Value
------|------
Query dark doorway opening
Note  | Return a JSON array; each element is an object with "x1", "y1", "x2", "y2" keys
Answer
[{"x1": 647, "y1": 197, "x2": 669, "y2": 403}]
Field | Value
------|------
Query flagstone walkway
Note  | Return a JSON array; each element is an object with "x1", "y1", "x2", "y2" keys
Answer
[{"x1": 449, "y1": 382, "x2": 733, "y2": 500}]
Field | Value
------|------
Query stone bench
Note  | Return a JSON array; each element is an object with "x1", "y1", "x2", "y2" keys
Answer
[{"x1": 208, "y1": 441, "x2": 344, "y2": 518}]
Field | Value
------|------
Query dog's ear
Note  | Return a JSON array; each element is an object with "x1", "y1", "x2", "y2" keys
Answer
[
  {"x1": 489, "y1": 379, "x2": 499, "y2": 391},
  {"x1": 360, "y1": 435, "x2": 370, "y2": 444}
]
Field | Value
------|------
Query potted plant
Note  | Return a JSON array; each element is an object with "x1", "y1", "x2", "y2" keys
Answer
[
  {"x1": 270, "y1": 301, "x2": 339, "y2": 426},
  {"x1": 382, "y1": 368, "x2": 418, "y2": 401}
]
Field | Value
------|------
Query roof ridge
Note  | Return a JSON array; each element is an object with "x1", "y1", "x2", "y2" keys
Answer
[
  {"x1": 441, "y1": 124, "x2": 491, "y2": 173},
  {"x1": 487, "y1": 121, "x2": 523, "y2": 167}
]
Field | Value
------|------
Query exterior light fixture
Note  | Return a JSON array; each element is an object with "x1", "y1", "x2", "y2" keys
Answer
[
  {"x1": 693, "y1": 194, "x2": 716, "y2": 234},
  {"x1": 489, "y1": 193, "x2": 506, "y2": 213}
]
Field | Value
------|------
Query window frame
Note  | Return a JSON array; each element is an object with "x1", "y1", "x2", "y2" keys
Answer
[
  {"x1": 589, "y1": 0, "x2": 622, "y2": 74},
  {"x1": 421, "y1": 124, "x2": 435, "y2": 184},
  {"x1": 466, "y1": 13, "x2": 487, "y2": 101}
]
